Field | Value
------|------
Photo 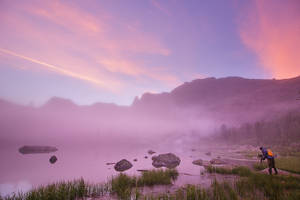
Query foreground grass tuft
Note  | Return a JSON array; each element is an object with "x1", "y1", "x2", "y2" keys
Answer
[
  {"x1": 110, "y1": 168, "x2": 178, "y2": 199},
  {"x1": 3, "y1": 167, "x2": 300, "y2": 200},
  {"x1": 143, "y1": 173, "x2": 300, "y2": 200},
  {"x1": 0, "y1": 179, "x2": 109, "y2": 200},
  {"x1": 138, "y1": 169, "x2": 178, "y2": 186}
]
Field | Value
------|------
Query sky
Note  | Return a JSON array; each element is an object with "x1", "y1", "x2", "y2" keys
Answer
[{"x1": 0, "y1": 0, "x2": 299, "y2": 106}]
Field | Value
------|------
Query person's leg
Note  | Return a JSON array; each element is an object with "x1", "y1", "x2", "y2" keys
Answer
[
  {"x1": 267, "y1": 159, "x2": 272, "y2": 175},
  {"x1": 272, "y1": 158, "x2": 278, "y2": 174}
]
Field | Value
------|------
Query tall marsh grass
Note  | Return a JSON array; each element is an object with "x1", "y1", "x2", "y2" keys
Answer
[
  {"x1": 0, "y1": 179, "x2": 109, "y2": 200},
  {"x1": 110, "y1": 169, "x2": 178, "y2": 199},
  {"x1": 143, "y1": 173, "x2": 300, "y2": 200}
]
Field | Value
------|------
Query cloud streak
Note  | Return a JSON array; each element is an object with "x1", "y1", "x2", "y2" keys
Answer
[
  {"x1": 0, "y1": 48, "x2": 118, "y2": 91},
  {"x1": 239, "y1": 0, "x2": 300, "y2": 79},
  {"x1": 0, "y1": 0, "x2": 175, "y2": 85}
]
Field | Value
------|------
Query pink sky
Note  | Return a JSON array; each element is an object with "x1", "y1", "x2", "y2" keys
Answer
[{"x1": 0, "y1": 0, "x2": 299, "y2": 105}]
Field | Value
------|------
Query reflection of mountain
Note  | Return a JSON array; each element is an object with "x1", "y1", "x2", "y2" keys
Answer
[{"x1": 0, "y1": 76, "x2": 299, "y2": 144}]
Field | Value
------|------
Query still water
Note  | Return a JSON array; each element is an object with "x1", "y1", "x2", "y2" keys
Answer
[{"x1": 0, "y1": 141, "x2": 214, "y2": 197}]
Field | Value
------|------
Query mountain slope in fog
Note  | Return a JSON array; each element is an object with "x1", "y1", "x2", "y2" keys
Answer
[
  {"x1": 133, "y1": 76, "x2": 300, "y2": 122},
  {"x1": 0, "y1": 76, "x2": 299, "y2": 144}
]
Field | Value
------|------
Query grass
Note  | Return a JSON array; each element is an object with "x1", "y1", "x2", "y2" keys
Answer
[
  {"x1": 110, "y1": 169, "x2": 178, "y2": 199},
  {"x1": 142, "y1": 173, "x2": 300, "y2": 200},
  {"x1": 3, "y1": 166, "x2": 300, "y2": 200},
  {"x1": 253, "y1": 162, "x2": 268, "y2": 171},
  {"x1": 1, "y1": 169, "x2": 178, "y2": 200},
  {"x1": 0, "y1": 179, "x2": 109, "y2": 200},
  {"x1": 234, "y1": 172, "x2": 300, "y2": 200},
  {"x1": 206, "y1": 166, "x2": 252, "y2": 177},
  {"x1": 277, "y1": 156, "x2": 300, "y2": 174},
  {"x1": 137, "y1": 169, "x2": 178, "y2": 186}
]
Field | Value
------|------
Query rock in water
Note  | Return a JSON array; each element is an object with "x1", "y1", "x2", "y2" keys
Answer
[
  {"x1": 49, "y1": 155, "x2": 57, "y2": 164},
  {"x1": 192, "y1": 159, "x2": 203, "y2": 166},
  {"x1": 210, "y1": 158, "x2": 227, "y2": 165},
  {"x1": 148, "y1": 150, "x2": 156, "y2": 155},
  {"x1": 205, "y1": 152, "x2": 212, "y2": 156},
  {"x1": 106, "y1": 162, "x2": 116, "y2": 165},
  {"x1": 19, "y1": 146, "x2": 58, "y2": 154},
  {"x1": 114, "y1": 159, "x2": 133, "y2": 172},
  {"x1": 152, "y1": 153, "x2": 181, "y2": 168}
]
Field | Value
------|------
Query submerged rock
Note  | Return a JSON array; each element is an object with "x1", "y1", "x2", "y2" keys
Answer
[
  {"x1": 49, "y1": 155, "x2": 57, "y2": 164},
  {"x1": 133, "y1": 158, "x2": 138, "y2": 162},
  {"x1": 192, "y1": 159, "x2": 203, "y2": 166},
  {"x1": 19, "y1": 146, "x2": 58, "y2": 154},
  {"x1": 210, "y1": 158, "x2": 227, "y2": 165},
  {"x1": 152, "y1": 153, "x2": 181, "y2": 168},
  {"x1": 114, "y1": 159, "x2": 133, "y2": 172},
  {"x1": 205, "y1": 152, "x2": 212, "y2": 156},
  {"x1": 144, "y1": 156, "x2": 148, "y2": 159},
  {"x1": 106, "y1": 162, "x2": 116, "y2": 165},
  {"x1": 148, "y1": 150, "x2": 156, "y2": 155}
]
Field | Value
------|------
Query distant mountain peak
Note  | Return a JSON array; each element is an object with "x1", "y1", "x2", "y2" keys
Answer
[{"x1": 42, "y1": 97, "x2": 76, "y2": 109}]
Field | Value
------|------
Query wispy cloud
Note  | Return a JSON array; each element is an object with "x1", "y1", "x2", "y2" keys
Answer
[
  {"x1": 0, "y1": 0, "x2": 179, "y2": 97},
  {"x1": 99, "y1": 57, "x2": 180, "y2": 86},
  {"x1": 238, "y1": 0, "x2": 300, "y2": 78},
  {"x1": 1, "y1": 1, "x2": 174, "y2": 79},
  {"x1": 28, "y1": 1, "x2": 104, "y2": 34},
  {"x1": 0, "y1": 48, "x2": 120, "y2": 91}
]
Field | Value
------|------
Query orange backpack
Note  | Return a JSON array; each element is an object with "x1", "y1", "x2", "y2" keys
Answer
[{"x1": 267, "y1": 149, "x2": 273, "y2": 157}]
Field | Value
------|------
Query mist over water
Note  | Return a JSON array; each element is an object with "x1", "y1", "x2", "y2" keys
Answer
[
  {"x1": 1, "y1": 76, "x2": 299, "y2": 196},
  {"x1": 0, "y1": 132, "x2": 213, "y2": 197}
]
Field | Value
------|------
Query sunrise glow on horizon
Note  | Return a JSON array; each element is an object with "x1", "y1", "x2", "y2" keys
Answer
[{"x1": 1, "y1": 0, "x2": 300, "y2": 106}]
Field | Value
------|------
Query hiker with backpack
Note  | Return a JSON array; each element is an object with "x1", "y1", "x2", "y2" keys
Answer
[{"x1": 259, "y1": 147, "x2": 278, "y2": 175}]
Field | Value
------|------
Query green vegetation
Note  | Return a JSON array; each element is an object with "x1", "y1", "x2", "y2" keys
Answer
[
  {"x1": 142, "y1": 172, "x2": 300, "y2": 200},
  {"x1": 216, "y1": 111, "x2": 300, "y2": 146},
  {"x1": 110, "y1": 173, "x2": 136, "y2": 199},
  {"x1": 234, "y1": 173, "x2": 300, "y2": 200},
  {"x1": 277, "y1": 156, "x2": 300, "y2": 174},
  {"x1": 137, "y1": 169, "x2": 178, "y2": 186},
  {"x1": 253, "y1": 162, "x2": 268, "y2": 171},
  {"x1": 206, "y1": 166, "x2": 252, "y2": 177},
  {"x1": 1, "y1": 169, "x2": 178, "y2": 200},
  {"x1": 2, "y1": 167, "x2": 300, "y2": 200},
  {"x1": 0, "y1": 179, "x2": 109, "y2": 200},
  {"x1": 110, "y1": 169, "x2": 178, "y2": 199}
]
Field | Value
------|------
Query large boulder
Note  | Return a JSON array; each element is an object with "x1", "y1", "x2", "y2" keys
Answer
[
  {"x1": 152, "y1": 153, "x2": 181, "y2": 168},
  {"x1": 114, "y1": 159, "x2": 133, "y2": 172}
]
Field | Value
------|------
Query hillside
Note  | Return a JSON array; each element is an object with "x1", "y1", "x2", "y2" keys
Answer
[
  {"x1": 0, "y1": 76, "x2": 299, "y2": 144},
  {"x1": 133, "y1": 76, "x2": 300, "y2": 123}
]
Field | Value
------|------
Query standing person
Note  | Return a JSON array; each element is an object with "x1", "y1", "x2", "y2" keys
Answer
[{"x1": 260, "y1": 147, "x2": 278, "y2": 175}]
